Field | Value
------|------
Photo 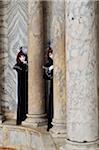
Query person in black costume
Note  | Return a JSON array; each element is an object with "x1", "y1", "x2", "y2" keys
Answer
[
  {"x1": 13, "y1": 47, "x2": 28, "y2": 125},
  {"x1": 43, "y1": 46, "x2": 53, "y2": 131}
]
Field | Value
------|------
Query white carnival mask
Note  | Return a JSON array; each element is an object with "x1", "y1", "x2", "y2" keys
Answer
[{"x1": 49, "y1": 53, "x2": 53, "y2": 59}]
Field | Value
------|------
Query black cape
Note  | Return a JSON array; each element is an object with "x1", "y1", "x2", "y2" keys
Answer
[{"x1": 13, "y1": 63, "x2": 28, "y2": 125}]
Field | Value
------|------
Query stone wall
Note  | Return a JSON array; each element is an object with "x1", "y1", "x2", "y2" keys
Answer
[
  {"x1": 0, "y1": 0, "x2": 28, "y2": 119},
  {"x1": 7, "y1": 0, "x2": 28, "y2": 119}
]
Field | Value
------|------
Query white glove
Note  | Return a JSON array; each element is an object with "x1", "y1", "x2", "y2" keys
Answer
[{"x1": 49, "y1": 65, "x2": 53, "y2": 71}]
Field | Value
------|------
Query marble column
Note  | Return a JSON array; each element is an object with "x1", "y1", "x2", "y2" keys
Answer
[
  {"x1": 23, "y1": 1, "x2": 47, "y2": 127},
  {"x1": 50, "y1": 1, "x2": 66, "y2": 137},
  {"x1": 0, "y1": 1, "x2": 9, "y2": 123},
  {"x1": 66, "y1": 0, "x2": 99, "y2": 143}
]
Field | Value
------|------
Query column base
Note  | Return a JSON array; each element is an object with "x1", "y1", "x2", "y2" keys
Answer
[
  {"x1": 22, "y1": 113, "x2": 48, "y2": 127},
  {"x1": 60, "y1": 139, "x2": 99, "y2": 150},
  {"x1": 50, "y1": 119, "x2": 66, "y2": 137}
]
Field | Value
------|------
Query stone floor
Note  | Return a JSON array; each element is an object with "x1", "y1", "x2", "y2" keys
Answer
[
  {"x1": 1, "y1": 120, "x2": 99, "y2": 150},
  {"x1": 0, "y1": 119, "x2": 58, "y2": 150}
]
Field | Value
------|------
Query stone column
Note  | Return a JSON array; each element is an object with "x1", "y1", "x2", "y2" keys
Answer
[
  {"x1": 66, "y1": 0, "x2": 99, "y2": 143},
  {"x1": 0, "y1": 1, "x2": 9, "y2": 123},
  {"x1": 50, "y1": 1, "x2": 66, "y2": 137},
  {"x1": 23, "y1": 1, "x2": 47, "y2": 127}
]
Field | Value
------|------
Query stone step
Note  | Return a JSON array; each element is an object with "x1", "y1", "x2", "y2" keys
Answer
[{"x1": 0, "y1": 123, "x2": 57, "y2": 150}]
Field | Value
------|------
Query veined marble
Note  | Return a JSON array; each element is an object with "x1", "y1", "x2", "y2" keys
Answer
[
  {"x1": 0, "y1": 0, "x2": 28, "y2": 119},
  {"x1": 0, "y1": 124, "x2": 57, "y2": 150},
  {"x1": 0, "y1": 1, "x2": 9, "y2": 119},
  {"x1": 7, "y1": 0, "x2": 28, "y2": 119},
  {"x1": 66, "y1": 1, "x2": 99, "y2": 142}
]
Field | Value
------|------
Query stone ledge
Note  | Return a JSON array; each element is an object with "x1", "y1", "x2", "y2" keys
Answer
[{"x1": 0, "y1": 123, "x2": 57, "y2": 150}]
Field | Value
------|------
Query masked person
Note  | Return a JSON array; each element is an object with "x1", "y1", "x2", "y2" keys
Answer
[
  {"x1": 13, "y1": 47, "x2": 28, "y2": 125},
  {"x1": 43, "y1": 46, "x2": 53, "y2": 131}
]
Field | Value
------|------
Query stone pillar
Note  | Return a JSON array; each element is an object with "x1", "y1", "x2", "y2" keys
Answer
[
  {"x1": 50, "y1": 1, "x2": 66, "y2": 137},
  {"x1": 0, "y1": 1, "x2": 9, "y2": 123},
  {"x1": 23, "y1": 1, "x2": 47, "y2": 127},
  {"x1": 66, "y1": 0, "x2": 99, "y2": 143}
]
